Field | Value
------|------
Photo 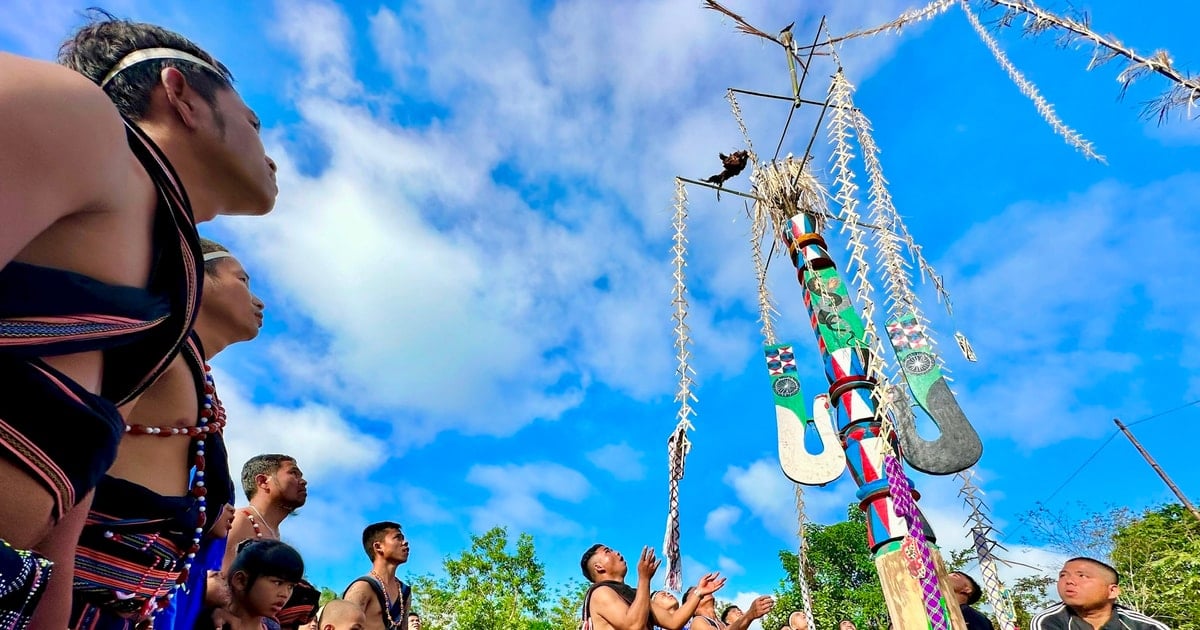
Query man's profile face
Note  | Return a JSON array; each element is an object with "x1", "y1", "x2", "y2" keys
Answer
[
  {"x1": 839, "y1": 620, "x2": 857, "y2": 630},
  {"x1": 407, "y1": 613, "x2": 420, "y2": 630},
  {"x1": 790, "y1": 612, "x2": 809, "y2": 630},
  {"x1": 653, "y1": 591, "x2": 680, "y2": 613},
  {"x1": 947, "y1": 573, "x2": 971, "y2": 605},
  {"x1": 205, "y1": 87, "x2": 279, "y2": 216},
  {"x1": 591, "y1": 545, "x2": 626, "y2": 577},
  {"x1": 270, "y1": 460, "x2": 308, "y2": 509},
  {"x1": 724, "y1": 606, "x2": 743, "y2": 624},
  {"x1": 1058, "y1": 560, "x2": 1118, "y2": 609}
]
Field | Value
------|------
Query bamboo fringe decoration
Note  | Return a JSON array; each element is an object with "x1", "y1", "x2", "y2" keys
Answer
[
  {"x1": 957, "y1": 470, "x2": 1020, "y2": 630},
  {"x1": 983, "y1": 0, "x2": 1200, "y2": 121},
  {"x1": 750, "y1": 200, "x2": 780, "y2": 346},
  {"x1": 960, "y1": 0, "x2": 1106, "y2": 162},
  {"x1": 794, "y1": 484, "x2": 818, "y2": 630},
  {"x1": 851, "y1": 104, "x2": 955, "y2": 370},
  {"x1": 827, "y1": 70, "x2": 904, "y2": 445},
  {"x1": 809, "y1": 0, "x2": 957, "y2": 50},
  {"x1": 663, "y1": 178, "x2": 698, "y2": 592},
  {"x1": 727, "y1": 90, "x2": 760, "y2": 166}
]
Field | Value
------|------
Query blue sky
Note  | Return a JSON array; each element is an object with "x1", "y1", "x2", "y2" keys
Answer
[{"x1": 5, "y1": 0, "x2": 1199, "y2": 623}]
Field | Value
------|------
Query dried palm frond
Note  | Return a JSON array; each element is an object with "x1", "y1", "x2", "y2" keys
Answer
[
  {"x1": 800, "y1": 0, "x2": 957, "y2": 51},
  {"x1": 980, "y1": 0, "x2": 1200, "y2": 122},
  {"x1": 961, "y1": 0, "x2": 1105, "y2": 161}
]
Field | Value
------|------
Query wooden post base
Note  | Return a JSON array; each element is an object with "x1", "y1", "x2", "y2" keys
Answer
[{"x1": 875, "y1": 544, "x2": 966, "y2": 630}]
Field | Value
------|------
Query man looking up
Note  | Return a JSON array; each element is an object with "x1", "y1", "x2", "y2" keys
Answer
[
  {"x1": 0, "y1": 9, "x2": 277, "y2": 624},
  {"x1": 948, "y1": 571, "x2": 995, "y2": 630},
  {"x1": 343, "y1": 522, "x2": 412, "y2": 630},
  {"x1": 224, "y1": 454, "x2": 320, "y2": 628},
  {"x1": 1032, "y1": 558, "x2": 1169, "y2": 630},
  {"x1": 70, "y1": 238, "x2": 261, "y2": 629},
  {"x1": 580, "y1": 544, "x2": 725, "y2": 630}
]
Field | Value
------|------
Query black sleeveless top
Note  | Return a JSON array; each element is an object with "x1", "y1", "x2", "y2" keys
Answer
[{"x1": 0, "y1": 119, "x2": 202, "y2": 407}]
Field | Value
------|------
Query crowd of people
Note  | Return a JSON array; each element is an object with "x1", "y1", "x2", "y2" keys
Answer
[
  {"x1": 0, "y1": 9, "x2": 1180, "y2": 630},
  {"x1": 575, "y1": 547, "x2": 1172, "y2": 630}
]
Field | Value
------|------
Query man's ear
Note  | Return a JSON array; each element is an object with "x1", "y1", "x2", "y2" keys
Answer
[
  {"x1": 1108, "y1": 583, "x2": 1121, "y2": 601},
  {"x1": 256, "y1": 472, "x2": 272, "y2": 491},
  {"x1": 159, "y1": 66, "x2": 204, "y2": 130}
]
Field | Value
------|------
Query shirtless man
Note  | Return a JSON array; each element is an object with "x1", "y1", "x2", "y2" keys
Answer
[
  {"x1": 685, "y1": 587, "x2": 772, "y2": 630},
  {"x1": 581, "y1": 544, "x2": 724, "y2": 630},
  {"x1": 344, "y1": 522, "x2": 412, "y2": 630},
  {"x1": 1, "y1": 11, "x2": 276, "y2": 625},
  {"x1": 223, "y1": 454, "x2": 320, "y2": 628},
  {"x1": 71, "y1": 239, "x2": 263, "y2": 629}
]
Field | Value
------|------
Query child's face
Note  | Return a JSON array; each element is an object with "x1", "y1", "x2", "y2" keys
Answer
[
  {"x1": 205, "y1": 570, "x2": 232, "y2": 608},
  {"x1": 243, "y1": 574, "x2": 296, "y2": 617}
]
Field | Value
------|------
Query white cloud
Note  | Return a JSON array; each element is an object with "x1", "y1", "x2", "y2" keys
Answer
[
  {"x1": 586, "y1": 442, "x2": 647, "y2": 481},
  {"x1": 465, "y1": 462, "x2": 590, "y2": 534},
  {"x1": 272, "y1": 0, "x2": 360, "y2": 98},
  {"x1": 224, "y1": 0, "x2": 924, "y2": 448},
  {"x1": 717, "y1": 555, "x2": 746, "y2": 576},
  {"x1": 940, "y1": 174, "x2": 1200, "y2": 448},
  {"x1": 724, "y1": 458, "x2": 859, "y2": 541},
  {"x1": 215, "y1": 367, "x2": 388, "y2": 488},
  {"x1": 705, "y1": 505, "x2": 743, "y2": 544}
]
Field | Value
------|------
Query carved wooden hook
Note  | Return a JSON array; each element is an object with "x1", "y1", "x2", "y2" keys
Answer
[
  {"x1": 885, "y1": 312, "x2": 983, "y2": 475},
  {"x1": 767, "y1": 343, "x2": 846, "y2": 486}
]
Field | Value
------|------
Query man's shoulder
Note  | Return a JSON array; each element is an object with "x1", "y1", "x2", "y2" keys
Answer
[
  {"x1": 1030, "y1": 602, "x2": 1071, "y2": 630},
  {"x1": 1116, "y1": 606, "x2": 1171, "y2": 630}
]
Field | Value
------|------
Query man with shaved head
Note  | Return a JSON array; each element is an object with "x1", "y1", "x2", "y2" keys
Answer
[
  {"x1": 1031, "y1": 557, "x2": 1170, "y2": 630},
  {"x1": 318, "y1": 600, "x2": 367, "y2": 630}
]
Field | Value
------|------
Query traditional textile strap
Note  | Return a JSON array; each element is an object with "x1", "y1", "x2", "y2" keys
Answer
[
  {"x1": 883, "y1": 454, "x2": 948, "y2": 630},
  {"x1": 663, "y1": 427, "x2": 688, "y2": 592},
  {"x1": 663, "y1": 178, "x2": 697, "y2": 593},
  {"x1": 0, "y1": 539, "x2": 52, "y2": 630},
  {"x1": 793, "y1": 484, "x2": 817, "y2": 630}
]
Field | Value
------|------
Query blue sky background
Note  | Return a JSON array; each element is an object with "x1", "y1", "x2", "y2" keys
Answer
[{"x1": 5, "y1": 0, "x2": 1199, "y2": 624}]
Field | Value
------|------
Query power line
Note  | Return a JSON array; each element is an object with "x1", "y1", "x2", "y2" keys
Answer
[{"x1": 999, "y1": 398, "x2": 1200, "y2": 544}]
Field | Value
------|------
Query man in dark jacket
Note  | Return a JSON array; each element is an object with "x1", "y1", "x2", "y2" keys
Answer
[{"x1": 1031, "y1": 557, "x2": 1170, "y2": 630}]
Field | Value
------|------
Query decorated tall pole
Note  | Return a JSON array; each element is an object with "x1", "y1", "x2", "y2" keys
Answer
[
  {"x1": 778, "y1": 208, "x2": 964, "y2": 630},
  {"x1": 754, "y1": 155, "x2": 965, "y2": 630}
]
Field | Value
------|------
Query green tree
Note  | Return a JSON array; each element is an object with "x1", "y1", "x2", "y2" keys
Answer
[
  {"x1": 1111, "y1": 504, "x2": 1200, "y2": 630},
  {"x1": 765, "y1": 505, "x2": 888, "y2": 630},
  {"x1": 411, "y1": 526, "x2": 552, "y2": 630},
  {"x1": 318, "y1": 586, "x2": 338, "y2": 607}
]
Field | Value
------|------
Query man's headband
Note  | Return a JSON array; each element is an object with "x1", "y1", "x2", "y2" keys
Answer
[
  {"x1": 100, "y1": 47, "x2": 224, "y2": 89},
  {"x1": 203, "y1": 251, "x2": 233, "y2": 262}
]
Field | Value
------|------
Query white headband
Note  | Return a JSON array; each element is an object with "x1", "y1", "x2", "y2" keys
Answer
[
  {"x1": 100, "y1": 47, "x2": 224, "y2": 88},
  {"x1": 203, "y1": 251, "x2": 233, "y2": 262}
]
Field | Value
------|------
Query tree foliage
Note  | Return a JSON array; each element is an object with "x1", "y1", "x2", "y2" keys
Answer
[
  {"x1": 412, "y1": 526, "x2": 555, "y2": 630},
  {"x1": 1112, "y1": 504, "x2": 1200, "y2": 630},
  {"x1": 766, "y1": 505, "x2": 888, "y2": 630}
]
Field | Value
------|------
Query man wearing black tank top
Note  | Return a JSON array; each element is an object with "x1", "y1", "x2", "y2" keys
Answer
[
  {"x1": 1, "y1": 10, "x2": 277, "y2": 627},
  {"x1": 580, "y1": 544, "x2": 726, "y2": 630},
  {"x1": 344, "y1": 522, "x2": 412, "y2": 630}
]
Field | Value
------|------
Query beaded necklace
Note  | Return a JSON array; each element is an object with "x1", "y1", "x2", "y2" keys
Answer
[
  {"x1": 370, "y1": 570, "x2": 403, "y2": 629},
  {"x1": 245, "y1": 505, "x2": 278, "y2": 539},
  {"x1": 110, "y1": 359, "x2": 224, "y2": 616}
]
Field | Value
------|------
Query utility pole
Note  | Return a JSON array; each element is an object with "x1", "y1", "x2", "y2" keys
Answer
[{"x1": 1114, "y1": 418, "x2": 1200, "y2": 522}]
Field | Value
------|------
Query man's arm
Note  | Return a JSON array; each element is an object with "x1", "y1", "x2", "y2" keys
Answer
[
  {"x1": 220, "y1": 511, "x2": 256, "y2": 571},
  {"x1": 725, "y1": 596, "x2": 774, "y2": 630},
  {"x1": 0, "y1": 53, "x2": 129, "y2": 268},
  {"x1": 652, "y1": 573, "x2": 726, "y2": 630},
  {"x1": 343, "y1": 581, "x2": 376, "y2": 616}
]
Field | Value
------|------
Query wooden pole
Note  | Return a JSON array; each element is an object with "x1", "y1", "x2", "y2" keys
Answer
[{"x1": 1113, "y1": 418, "x2": 1200, "y2": 522}]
